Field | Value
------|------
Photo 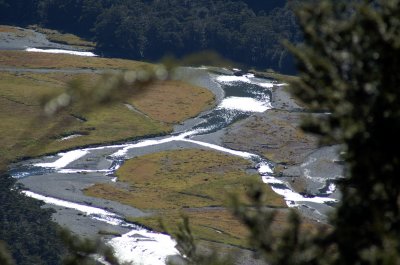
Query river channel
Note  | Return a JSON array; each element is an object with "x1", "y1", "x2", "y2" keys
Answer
[{"x1": 9, "y1": 66, "x2": 338, "y2": 264}]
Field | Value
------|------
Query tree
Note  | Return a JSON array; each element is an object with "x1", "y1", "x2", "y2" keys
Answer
[
  {"x1": 0, "y1": 174, "x2": 65, "y2": 265},
  {"x1": 289, "y1": 0, "x2": 400, "y2": 263},
  {"x1": 0, "y1": 0, "x2": 39, "y2": 24},
  {"x1": 175, "y1": 0, "x2": 400, "y2": 264}
]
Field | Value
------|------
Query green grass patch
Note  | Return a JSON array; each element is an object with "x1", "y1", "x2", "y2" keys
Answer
[
  {"x1": 84, "y1": 149, "x2": 286, "y2": 246},
  {"x1": 28, "y1": 25, "x2": 96, "y2": 50},
  {"x1": 129, "y1": 80, "x2": 215, "y2": 124},
  {"x1": 0, "y1": 25, "x2": 28, "y2": 34},
  {"x1": 129, "y1": 208, "x2": 250, "y2": 247},
  {"x1": 0, "y1": 50, "x2": 149, "y2": 70},
  {"x1": 0, "y1": 53, "x2": 215, "y2": 170},
  {"x1": 0, "y1": 71, "x2": 170, "y2": 169},
  {"x1": 127, "y1": 207, "x2": 325, "y2": 247}
]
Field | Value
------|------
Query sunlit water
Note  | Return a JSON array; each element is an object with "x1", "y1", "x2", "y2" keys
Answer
[
  {"x1": 26, "y1": 47, "x2": 97, "y2": 57},
  {"x1": 10, "y1": 69, "x2": 337, "y2": 264}
]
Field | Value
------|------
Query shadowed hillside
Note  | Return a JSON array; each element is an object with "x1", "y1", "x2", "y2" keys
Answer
[{"x1": 0, "y1": 0, "x2": 300, "y2": 73}]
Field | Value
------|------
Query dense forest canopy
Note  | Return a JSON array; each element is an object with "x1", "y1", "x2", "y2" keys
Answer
[
  {"x1": 0, "y1": 0, "x2": 300, "y2": 73},
  {"x1": 236, "y1": 0, "x2": 286, "y2": 11},
  {"x1": 0, "y1": 174, "x2": 64, "y2": 265}
]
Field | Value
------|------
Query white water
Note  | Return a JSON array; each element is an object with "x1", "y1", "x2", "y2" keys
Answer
[
  {"x1": 181, "y1": 138, "x2": 255, "y2": 159},
  {"x1": 22, "y1": 191, "x2": 124, "y2": 225},
  {"x1": 257, "y1": 162, "x2": 336, "y2": 205},
  {"x1": 15, "y1": 71, "x2": 338, "y2": 264},
  {"x1": 216, "y1": 74, "x2": 274, "y2": 88},
  {"x1": 35, "y1": 150, "x2": 89, "y2": 169},
  {"x1": 26, "y1": 47, "x2": 97, "y2": 57},
  {"x1": 218, "y1": 97, "x2": 271, "y2": 112},
  {"x1": 59, "y1": 134, "x2": 83, "y2": 141},
  {"x1": 22, "y1": 128, "x2": 337, "y2": 264},
  {"x1": 108, "y1": 131, "x2": 337, "y2": 208},
  {"x1": 258, "y1": 162, "x2": 274, "y2": 174},
  {"x1": 57, "y1": 169, "x2": 112, "y2": 174},
  {"x1": 111, "y1": 135, "x2": 184, "y2": 157},
  {"x1": 109, "y1": 230, "x2": 178, "y2": 265},
  {"x1": 269, "y1": 185, "x2": 337, "y2": 204},
  {"x1": 22, "y1": 191, "x2": 178, "y2": 264}
]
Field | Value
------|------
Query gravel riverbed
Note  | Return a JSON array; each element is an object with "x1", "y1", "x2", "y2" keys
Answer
[{"x1": 4, "y1": 25, "x2": 342, "y2": 264}]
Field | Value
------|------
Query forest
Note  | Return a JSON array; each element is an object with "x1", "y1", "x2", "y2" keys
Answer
[
  {"x1": 0, "y1": 174, "x2": 64, "y2": 265},
  {"x1": 0, "y1": 0, "x2": 300, "y2": 73}
]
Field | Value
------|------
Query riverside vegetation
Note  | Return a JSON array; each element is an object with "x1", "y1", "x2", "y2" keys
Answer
[
  {"x1": 221, "y1": 1, "x2": 400, "y2": 265},
  {"x1": 0, "y1": 50, "x2": 214, "y2": 170},
  {"x1": 85, "y1": 149, "x2": 287, "y2": 247}
]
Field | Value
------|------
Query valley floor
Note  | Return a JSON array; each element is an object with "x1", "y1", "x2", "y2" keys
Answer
[{"x1": 2, "y1": 25, "x2": 342, "y2": 265}]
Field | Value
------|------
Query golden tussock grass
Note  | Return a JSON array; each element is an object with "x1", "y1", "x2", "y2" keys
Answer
[
  {"x1": 0, "y1": 52, "x2": 215, "y2": 170},
  {"x1": 0, "y1": 50, "x2": 148, "y2": 70},
  {"x1": 84, "y1": 149, "x2": 287, "y2": 246}
]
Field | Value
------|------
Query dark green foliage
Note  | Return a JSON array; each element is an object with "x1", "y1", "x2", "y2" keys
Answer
[
  {"x1": 288, "y1": 0, "x2": 400, "y2": 263},
  {"x1": 0, "y1": 0, "x2": 39, "y2": 24},
  {"x1": 89, "y1": 0, "x2": 299, "y2": 72},
  {"x1": 36, "y1": 0, "x2": 109, "y2": 35},
  {"x1": 0, "y1": 241, "x2": 15, "y2": 265},
  {"x1": 0, "y1": 0, "x2": 299, "y2": 73},
  {"x1": 230, "y1": 184, "x2": 334, "y2": 265},
  {"x1": 176, "y1": 0, "x2": 400, "y2": 264},
  {"x1": 238, "y1": 0, "x2": 285, "y2": 11},
  {"x1": 0, "y1": 174, "x2": 65, "y2": 265}
]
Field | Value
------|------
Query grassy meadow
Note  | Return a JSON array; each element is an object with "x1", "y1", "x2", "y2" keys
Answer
[
  {"x1": 84, "y1": 149, "x2": 287, "y2": 246},
  {"x1": 0, "y1": 50, "x2": 149, "y2": 70},
  {"x1": 0, "y1": 50, "x2": 214, "y2": 170},
  {"x1": 0, "y1": 25, "x2": 95, "y2": 51},
  {"x1": 28, "y1": 25, "x2": 96, "y2": 50}
]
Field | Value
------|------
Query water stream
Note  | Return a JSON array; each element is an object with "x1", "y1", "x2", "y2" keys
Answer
[{"x1": 9, "y1": 68, "x2": 338, "y2": 264}]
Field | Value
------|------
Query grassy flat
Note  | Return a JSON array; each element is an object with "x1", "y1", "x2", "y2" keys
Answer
[
  {"x1": 28, "y1": 25, "x2": 96, "y2": 50},
  {"x1": 130, "y1": 208, "x2": 251, "y2": 247},
  {"x1": 84, "y1": 149, "x2": 286, "y2": 246},
  {"x1": 0, "y1": 25, "x2": 95, "y2": 50},
  {"x1": 0, "y1": 25, "x2": 27, "y2": 34},
  {"x1": 128, "y1": 80, "x2": 215, "y2": 123},
  {"x1": 0, "y1": 51, "x2": 214, "y2": 170},
  {"x1": 0, "y1": 71, "x2": 168, "y2": 168},
  {"x1": 0, "y1": 50, "x2": 149, "y2": 70}
]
